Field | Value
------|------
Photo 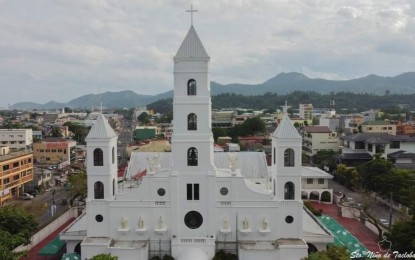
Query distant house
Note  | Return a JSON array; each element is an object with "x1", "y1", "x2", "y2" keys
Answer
[
  {"x1": 361, "y1": 121, "x2": 396, "y2": 135},
  {"x1": 301, "y1": 126, "x2": 340, "y2": 158},
  {"x1": 134, "y1": 126, "x2": 158, "y2": 141},
  {"x1": 301, "y1": 167, "x2": 333, "y2": 203},
  {"x1": 338, "y1": 133, "x2": 415, "y2": 167}
]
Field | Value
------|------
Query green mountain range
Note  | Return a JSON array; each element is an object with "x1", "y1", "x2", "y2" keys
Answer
[{"x1": 11, "y1": 72, "x2": 415, "y2": 110}]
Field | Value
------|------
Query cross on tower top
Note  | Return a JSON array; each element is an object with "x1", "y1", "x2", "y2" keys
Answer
[
  {"x1": 186, "y1": 4, "x2": 198, "y2": 26},
  {"x1": 281, "y1": 100, "x2": 291, "y2": 114}
]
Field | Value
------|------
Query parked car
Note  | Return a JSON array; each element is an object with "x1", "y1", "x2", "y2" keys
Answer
[
  {"x1": 20, "y1": 193, "x2": 34, "y2": 200},
  {"x1": 27, "y1": 190, "x2": 38, "y2": 197},
  {"x1": 379, "y1": 218, "x2": 390, "y2": 226}
]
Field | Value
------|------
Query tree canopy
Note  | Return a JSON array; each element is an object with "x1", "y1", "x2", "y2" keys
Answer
[
  {"x1": 0, "y1": 205, "x2": 38, "y2": 260},
  {"x1": 302, "y1": 245, "x2": 349, "y2": 260}
]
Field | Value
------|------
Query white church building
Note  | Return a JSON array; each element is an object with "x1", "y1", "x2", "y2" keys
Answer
[{"x1": 60, "y1": 23, "x2": 332, "y2": 260}]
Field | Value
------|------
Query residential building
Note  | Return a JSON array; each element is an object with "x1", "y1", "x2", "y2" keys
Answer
[
  {"x1": 340, "y1": 115, "x2": 364, "y2": 134},
  {"x1": 33, "y1": 130, "x2": 43, "y2": 140},
  {"x1": 302, "y1": 126, "x2": 340, "y2": 158},
  {"x1": 299, "y1": 104, "x2": 313, "y2": 120},
  {"x1": 0, "y1": 148, "x2": 33, "y2": 204},
  {"x1": 212, "y1": 110, "x2": 236, "y2": 127},
  {"x1": 338, "y1": 133, "x2": 415, "y2": 166},
  {"x1": 33, "y1": 138, "x2": 76, "y2": 168},
  {"x1": 0, "y1": 128, "x2": 33, "y2": 150},
  {"x1": 361, "y1": 121, "x2": 396, "y2": 135},
  {"x1": 361, "y1": 110, "x2": 377, "y2": 122},
  {"x1": 301, "y1": 167, "x2": 333, "y2": 203},
  {"x1": 396, "y1": 123, "x2": 415, "y2": 136},
  {"x1": 319, "y1": 110, "x2": 340, "y2": 132}
]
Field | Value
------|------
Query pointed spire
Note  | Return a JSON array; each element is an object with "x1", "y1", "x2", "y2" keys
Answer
[
  {"x1": 174, "y1": 26, "x2": 209, "y2": 61},
  {"x1": 86, "y1": 114, "x2": 116, "y2": 140},
  {"x1": 273, "y1": 114, "x2": 302, "y2": 139}
]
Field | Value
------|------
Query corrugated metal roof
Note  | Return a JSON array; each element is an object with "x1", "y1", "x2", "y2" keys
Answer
[
  {"x1": 174, "y1": 26, "x2": 209, "y2": 60},
  {"x1": 272, "y1": 114, "x2": 302, "y2": 139},
  {"x1": 86, "y1": 114, "x2": 116, "y2": 139},
  {"x1": 303, "y1": 126, "x2": 332, "y2": 133},
  {"x1": 125, "y1": 151, "x2": 269, "y2": 179}
]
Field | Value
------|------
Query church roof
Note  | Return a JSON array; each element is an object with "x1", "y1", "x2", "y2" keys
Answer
[
  {"x1": 272, "y1": 114, "x2": 302, "y2": 139},
  {"x1": 86, "y1": 114, "x2": 116, "y2": 139},
  {"x1": 174, "y1": 26, "x2": 209, "y2": 60}
]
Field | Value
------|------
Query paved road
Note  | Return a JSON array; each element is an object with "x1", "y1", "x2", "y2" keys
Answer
[
  {"x1": 329, "y1": 179, "x2": 407, "y2": 226},
  {"x1": 21, "y1": 186, "x2": 70, "y2": 227}
]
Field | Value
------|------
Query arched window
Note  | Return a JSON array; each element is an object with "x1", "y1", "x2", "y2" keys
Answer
[
  {"x1": 94, "y1": 181, "x2": 104, "y2": 199},
  {"x1": 113, "y1": 179, "x2": 115, "y2": 196},
  {"x1": 188, "y1": 113, "x2": 197, "y2": 130},
  {"x1": 284, "y1": 148, "x2": 295, "y2": 167},
  {"x1": 187, "y1": 79, "x2": 197, "y2": 95},
  {"x1": 273, "y1": 147, "x2": 276, "y2": 164},
  {"x1": 93, "y1": 148, "x2": 103, "y2": 166},
  {"x1": 112, "y1": 147, "x2": 115, "y2": 164},
  {"x1": 284, "y1": 182, "x2": 295, "y2": 200},
  {"x1": 187, "y1": 147, "x2": 198, "y2": 166}
]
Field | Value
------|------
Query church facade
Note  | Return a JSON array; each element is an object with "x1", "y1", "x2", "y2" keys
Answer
[{"x1": 61, "y1": 24, "x2": 332, "y2": 260}]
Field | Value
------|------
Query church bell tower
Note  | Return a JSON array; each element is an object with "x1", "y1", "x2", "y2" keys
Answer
[{"x1": 170, "y1": 25, "x2": 214, "y2": 174}]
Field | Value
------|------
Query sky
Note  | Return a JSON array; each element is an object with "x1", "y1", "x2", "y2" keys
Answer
[{"x1": 1, "y1": 0, "x2": 414, "y2": 107}]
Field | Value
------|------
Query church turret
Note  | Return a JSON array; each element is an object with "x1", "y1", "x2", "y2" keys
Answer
[
  {"x1": 85, "y1": 114, "x2": 118, "y2": 236},
  {"x1": 271, "y1": 105, "x2": 302, "y2": 201},
  {"x1": 171, "y1": 25, "x2": 214, "y2": 174},
  {"x1": 85, "y1": 114, "x2": 118, "y2": 200}
]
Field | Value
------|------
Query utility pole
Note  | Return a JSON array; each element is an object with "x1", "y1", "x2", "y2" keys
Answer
[{"x1": 389, "y1": 192, "x2": 393, "y2": 229}]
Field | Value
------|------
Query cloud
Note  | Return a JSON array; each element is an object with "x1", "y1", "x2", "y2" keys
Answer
[{"x1": 0, "y1": 0, "x2": 414, "y2": 107}]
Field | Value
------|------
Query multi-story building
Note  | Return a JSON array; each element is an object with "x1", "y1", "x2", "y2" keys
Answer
[
  {"x1": 0, "y1": 129, "x2": 33, "y2": 150},
  {"x1": 33, "y1": 138, "x2": 76, "y2": 168},
  {"x1": 338, "y1": 133, "x2": 415, "y2": 167},
  {"x1": 340, "y1": 115, "x2": 364, "y2": 134},
  {"x1": 361, "y1": 121, "x2": 396, "y2": 135},
  {"x1": 0, "y1": 147, "x2": 33, "y2": 204},
  {"x1": 396, "y1": 123, "x2": 415, "y2": 136},
  {"x1": 299, "y1": 104, "x2": 313, "y2": 120},
  {"x1": 211, "y1": 110, "x2": 236, "y2": 127},
  {"x1": 302, "y1": 126, "x2": 340, "y2": 158},
  {"x1": 319, "y1": 110, "x2": 340, "y2": 132}
]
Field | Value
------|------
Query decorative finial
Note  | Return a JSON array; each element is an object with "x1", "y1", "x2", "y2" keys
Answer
[
  {"x1": 98, "y1": 87, "x2": 103, "y2": 113},
  {"x1": 186, "y1": 4, "x2": 198, "y2": 26},
  {"x1": 281, "y1": 100, "x2": 291, "y2": 114}
]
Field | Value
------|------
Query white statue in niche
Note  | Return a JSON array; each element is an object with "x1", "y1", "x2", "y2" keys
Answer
[
  {"x1": 137, "y1": 216, "x2": 144, "y2": 229},
  {"x1": 262, "y1": 217, "x2": 268, "y2": 230},
  {"x1": 147, "y1": 153, "x2": 161, "y2": 172},
  {"x1": 223, "y1": 216, "x2": 229, "y2": 230},
  {"x1": 120, "y1": 216, "x2": 128, "y2": 229},
  {"x1": 158, "y1": 216, "x2": 164, "y2": 229},
  {"x1": 228, "y1": 153, "x2": 238, "y2": 172},
  {"x1": 242, "y1": 217, "x2": 249, "y2": 230}
]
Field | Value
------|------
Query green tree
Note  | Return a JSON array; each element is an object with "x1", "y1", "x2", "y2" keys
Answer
[
  {"x1": 157, "y1": 112, "x2": 173, "y2": 124},
  {"x1": 0, "y1": 205, "x2": 39, "y2": 260},
  {"x1": 312, "y1": 150, "x2": 337, "y2": 172},
  {"x1": 388, "y1": 219, "x2": 415, "y2": 254},
  {"x1": 302, "y1": 245, "x2": 349, "y2": 260},
  {"x1": 64, "y1": 122, "x2": 90, "y2": 144},
  {"x1": 50, "y1": 126, "x2": 63, "y2": 138},
  {"x1": 68, "y1": 171, "x2": 87, "y2": 204},
  {"x1": 239, "y1": 117, "x2": 265, "y2": 136},
  {"x1": 212, "y1": 128, "x2": 228, "y2": 142},
  {"x1": 357, "y1": 155, "x2": 394, "y2": 191},
  {"x1": 90, "y1": 253, "x2": 119, "y2": 260},
  {"x1": 137, "y1": 112, "x2": 151, "y2": 125}
]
